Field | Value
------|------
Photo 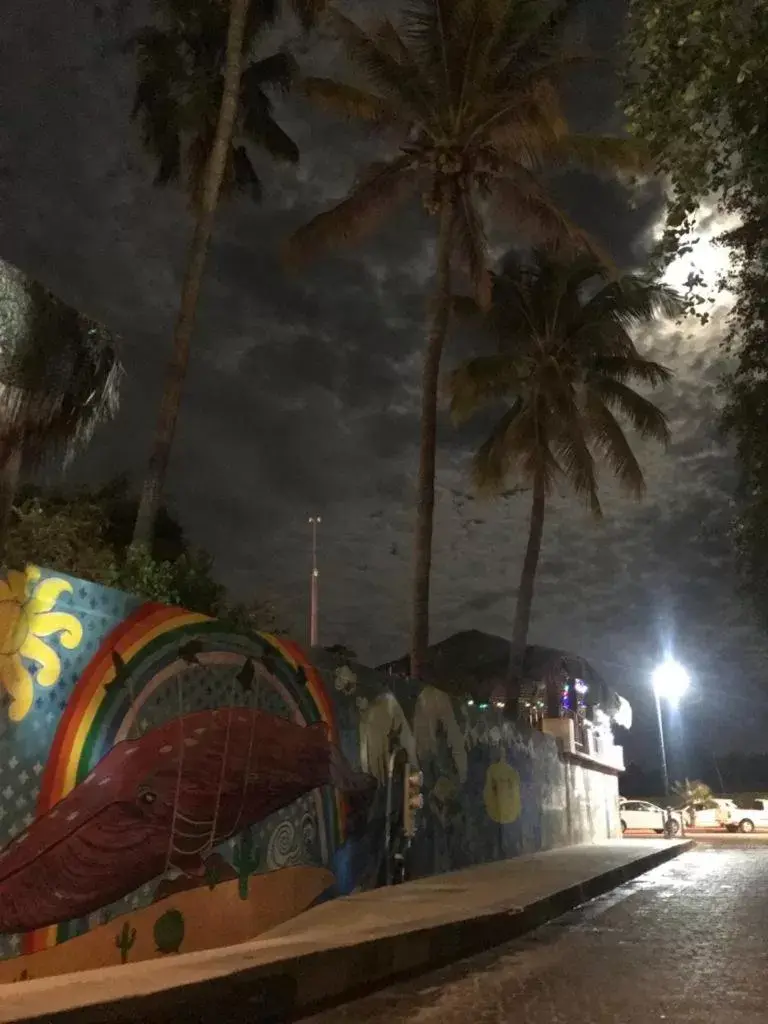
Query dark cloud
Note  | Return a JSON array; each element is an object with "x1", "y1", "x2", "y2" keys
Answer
[{"x1": 0, "y1": 0, "x2": 765, "y2": 763}]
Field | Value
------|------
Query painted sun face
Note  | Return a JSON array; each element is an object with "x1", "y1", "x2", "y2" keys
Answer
[{"x1": 0, "y1": 567, "x2": 83, "y2": 722}]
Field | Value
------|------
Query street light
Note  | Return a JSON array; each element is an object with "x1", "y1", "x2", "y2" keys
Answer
[
  {"x1": 651, "y1": 658, "x2": 691, "y2": 796},
  {"x1": 308, "y1": 516, "x2": 321, "y2": 647}
]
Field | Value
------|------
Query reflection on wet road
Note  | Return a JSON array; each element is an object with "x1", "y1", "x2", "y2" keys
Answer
[{"x1": 304, "y1": 840, "x2": 768, "y2": 1023}]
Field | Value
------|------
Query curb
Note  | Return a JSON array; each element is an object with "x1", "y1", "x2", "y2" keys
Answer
[{"x1": 17, "y1": 841, "x2": 694, "y2": 1024}]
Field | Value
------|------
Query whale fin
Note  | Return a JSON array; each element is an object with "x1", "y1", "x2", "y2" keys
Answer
[{"x1": 329, "y1": 744, "x2": 378, "y2": 833}]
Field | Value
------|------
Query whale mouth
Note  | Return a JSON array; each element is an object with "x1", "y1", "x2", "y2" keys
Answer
[{"x1": 0, "y1": 803, "x2": 166, "y2": 934}]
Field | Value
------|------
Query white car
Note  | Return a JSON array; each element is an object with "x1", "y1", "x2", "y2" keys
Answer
[
  {"x1": 619, "y1": 799, "x2": 681, "y2": 835},
  {"x1": 724, "y1": 798, "x2": 768, "y2": 833},
  {"x1": 685, "y1": 799, "x2": 737, "y2": 829}
]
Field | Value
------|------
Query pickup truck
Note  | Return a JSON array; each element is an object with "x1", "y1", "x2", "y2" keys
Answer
[{"x1": 724, "y1": 798, "x2": 768, "y2": 833}]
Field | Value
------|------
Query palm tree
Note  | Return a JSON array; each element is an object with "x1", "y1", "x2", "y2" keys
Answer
[
  {"x1": 129, "y1": 0, "x2": 327, "y2": 548},
  {"x1": 671, "y1": 779, "x2": 713, "y2": 827},
  {"x1": 284, "y1": 0, "x2": 647, "y2": 678},
  {"x1": 0, "y1": 261, "x2": 123, "y2": 556},
  {"x1": 448, "y1": 248, "x2": 680, "y2": 693}
]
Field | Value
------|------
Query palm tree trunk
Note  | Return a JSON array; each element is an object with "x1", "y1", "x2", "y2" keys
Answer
[
  {"x1": 131, "y1": 0, "x2": 251, "y2": 549},
  {"x1": 0, "y1": 446, "x2": 23, "y2": 565},
  {"x1": 409, "y1": 199, "x2": 455, "y2": 680},
  {"x1": 507, "y1": 469, "x2": 546, "y2": 698}
]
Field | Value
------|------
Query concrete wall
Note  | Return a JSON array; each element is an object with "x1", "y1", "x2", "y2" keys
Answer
[{"x1": 0, "y1": 566, "x2": 619, "y2": 983}]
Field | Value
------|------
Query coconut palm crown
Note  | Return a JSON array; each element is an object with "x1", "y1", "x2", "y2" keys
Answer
[{"x1": 448, "y1": 247, "x2": 680, "y2": 685}]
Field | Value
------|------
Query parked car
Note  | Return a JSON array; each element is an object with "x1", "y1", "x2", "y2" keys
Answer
[
  {"x1": 684, "y1": 798, "x2": 737, "y2": 829},
  {"x1": 619, "y1": 799, "x2": 681, "y2": 835},
  {"x1": 724, "y1": 798, "x2": 768, "y2": 833}
]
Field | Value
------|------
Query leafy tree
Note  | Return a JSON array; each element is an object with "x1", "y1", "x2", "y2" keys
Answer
[
  {"x1": 6, "y1": 481, "x2": 281, "y2": 631},
  {"x1": 671, "y1": 778, "x2": 713, "y2": 827},
  {"x1": 448, "y1": 248, "x2": 678, "y2": 689},
  {"x1": 0, "y1": 260, "x2": 123, "y2": 555},
  {"x1": 285, "y1": 0, "x2": 645, "y2": 678},
  {"x1": 623, "y1": 1, "x2": 768, "y2": 625},
  {"x1": 129, "y1": 0, "x2": 327, "y2": 548}
]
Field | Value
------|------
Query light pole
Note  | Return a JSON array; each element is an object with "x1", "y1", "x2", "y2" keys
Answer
[
  {"x1": 308, "y1": 516, "x2": 321, "y2": 647},
  {"x1": 651, "y1": 658, "x2": 690, "y2": 796}
]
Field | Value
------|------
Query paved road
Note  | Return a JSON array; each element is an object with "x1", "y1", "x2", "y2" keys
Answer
[{"x1": 304, "y1": 838, "x2": 768, "y2": 1023}]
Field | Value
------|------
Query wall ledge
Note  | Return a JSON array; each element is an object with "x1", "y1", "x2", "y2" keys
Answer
[{"x1": 559, "y1": 748, "x2": 623, "y2": 776}]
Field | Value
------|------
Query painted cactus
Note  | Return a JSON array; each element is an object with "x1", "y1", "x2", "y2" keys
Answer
[
  {"x1": 233, "y1": 826, "x2": 260, "y2": 900},
  {"x1": 114, "y1": 920, "x2": 137, "y2": 964},
  {"x1": 153, "y1": 908, "x2": 185, "y2": 954}
]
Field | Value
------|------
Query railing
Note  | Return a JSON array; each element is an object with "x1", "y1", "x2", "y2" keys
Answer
[{"x1": 541, "y1": 714, "x2": 625, "y2": 771}]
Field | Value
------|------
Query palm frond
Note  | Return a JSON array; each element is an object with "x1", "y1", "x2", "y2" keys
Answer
[
  {"x1": 493, "y1": 167, "x2": 617, "y2": 271},
  {"x1": 399, "y1": 0, "x2": 452, "y2": 93},
  {"x1": 330, "y1": 11, "x2": 436, "y2": 119},
  {"x1": 454, "y1": 192, "x2": 492, "y2": 308},
  {"x1": 231, "y1": 146, "x2": 264, "y2": 203},
  {"x1": 0, "y1": 271, "x2": 123, "y2": 470},
  {"x1": 544, "y1": 133, "x2": 653, "y2": 178},
  {"x1": 473, "y1": 397, "x2": 561, "y2": 497},
  {"x1": 288, "y1": 0, "x2": 330, "y2": 31},
  {"x1": 481, "y1": 78, "x2": 568, "y2": 158},
  {"x1": 243, "y1": 97, "x2": 300, "y2": 163},
  {"x1": 550, "y1": 388, "x2": 601, "y2": 514},
  {"x1": 589, "y1": 354, "x2": 672, "y2": 388},
  {"x1": 243, "y1": 51, "x2": 297, "y2": 93},
  {"x1": 451, "y1": 293, "x2": 484, "y2": 320},
  {"x1": 585, "y1": 394, "x2": 646, "y2": 499},
  {"x1": 480, "y1": 0, "x2": 570, "y2": 92},
  {"x1": 299, "y1": 77, "x2": 396, "y2": 123},
  {"x1": 448, "y1": 354, "x2": 522, "y2": 423},
  {"x1": 580, "y1": 276, "x2": 683, "y2": 329},
  {"x1": 591, "y1": 378, "x2": 671, "y2": 445},
  {"x1": 283, "y1": 156, "x2": 418, "y2": 265}
]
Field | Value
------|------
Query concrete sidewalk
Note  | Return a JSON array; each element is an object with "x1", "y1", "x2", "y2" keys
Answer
[{"x1": 1, "y1": 839, "x2": 692, "y2": 1024}]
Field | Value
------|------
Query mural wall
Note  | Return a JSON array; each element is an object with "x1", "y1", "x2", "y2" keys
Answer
[{"x1": 0, "y1": 566, "x2": 619, "y2": 983}]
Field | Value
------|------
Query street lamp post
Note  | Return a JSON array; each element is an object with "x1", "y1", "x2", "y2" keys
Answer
[
  {"x1": 308, "y1": 515, "x2": 321, "y2": 647},
  {"x1": 651, "y1": 659, "x2": 691, "y2": 797}
]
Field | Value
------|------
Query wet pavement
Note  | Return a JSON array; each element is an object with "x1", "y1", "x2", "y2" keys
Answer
[{"x1": 303, "y1": 838, "x2": 768, "y2": 1023}]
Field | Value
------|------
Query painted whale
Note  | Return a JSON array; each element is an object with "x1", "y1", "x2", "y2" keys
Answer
[{"x1": 0, "y1": 707, "x2": 377, "y2": 933}]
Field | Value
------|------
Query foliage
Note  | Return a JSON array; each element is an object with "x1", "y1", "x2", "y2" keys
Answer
[
  {"x1": 128, "y1": 0, "x2": 330, "y2": 208},
  {"x1": 671, "y1": 778, "x2": 713, "y2": 808},
  {"x1": 449, "y1": 249, "x2": 678, "y2": 508},
  {"x1": 623, "y1": 1, "x2": 768, "y2": 626},
  {"x1": 5, "y1": 480, "x2": 281, "y2": 630},
  {"x1": 672, "y1": 778, "x2": 714, "y2": 827},
  {"x1": 623, "y1": 0, "x2": 768, "y2": 300},
  {"x1": 0, "y1": 260, "x2": 123, "y2": 467}
]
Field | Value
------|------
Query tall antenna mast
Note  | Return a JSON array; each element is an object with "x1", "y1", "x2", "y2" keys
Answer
[{"x1": 308, "y1": 515, "x2": 321, "y2": 647}]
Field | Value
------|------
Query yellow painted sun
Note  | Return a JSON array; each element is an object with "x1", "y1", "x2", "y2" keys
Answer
[
  {"x1": 0, "y1": 566, "x2": 83, "y2": 723},
  {"x1": 483, "y1": 759, "x2": 521, "y2": 825}
]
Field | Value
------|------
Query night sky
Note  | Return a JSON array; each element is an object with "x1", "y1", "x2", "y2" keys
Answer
[{"x1": 0, "y1": 0, "x2": 764, "y2": 767}]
